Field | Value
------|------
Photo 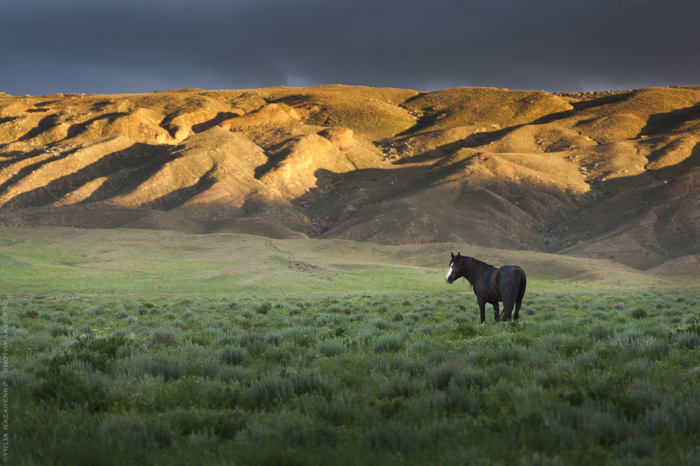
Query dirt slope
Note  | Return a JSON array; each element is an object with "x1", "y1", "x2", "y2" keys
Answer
[{"x1": 0, "y1": 85, "x2": 698, "y2": 274}]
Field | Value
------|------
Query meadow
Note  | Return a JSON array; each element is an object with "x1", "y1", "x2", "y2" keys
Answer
[
  {"x1": 5, "y1": 290, "x2": 700, "y2": 465},
  {"x1": 1, "y1": 228, "x2": 699, "y2": 465}
]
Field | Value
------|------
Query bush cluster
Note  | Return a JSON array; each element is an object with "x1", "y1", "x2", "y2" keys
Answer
[{"x1": 5, "y1": 290, "x2": 700, "y2": 465}]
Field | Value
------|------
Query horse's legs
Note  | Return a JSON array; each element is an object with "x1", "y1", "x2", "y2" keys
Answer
[
  {"x1": 493, "y1": 302, "x2": 500, "y2": 322},
  {"x1": 501, "y1": 298, "x2": 515, "y2": 321},
  {"x1": 478, "y1": 297, "x2": 487, "y2": 324},
  {"x1": 514, "y1": 299, "x2": 522, "y2": 321}
]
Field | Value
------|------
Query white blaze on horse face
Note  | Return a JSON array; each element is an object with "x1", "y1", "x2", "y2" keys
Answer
[{"x1": 446, "y1": 263, "x2": 454, "y2": 282}]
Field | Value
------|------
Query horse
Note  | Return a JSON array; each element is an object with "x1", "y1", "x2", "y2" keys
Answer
[{"x1": 445, "y1": 252, "x2": 527, "y2": 324}]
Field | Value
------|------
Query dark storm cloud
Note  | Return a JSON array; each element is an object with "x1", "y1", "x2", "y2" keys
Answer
[{"x1": 1, "y1": 0, "x2": 699, "y2": 95}]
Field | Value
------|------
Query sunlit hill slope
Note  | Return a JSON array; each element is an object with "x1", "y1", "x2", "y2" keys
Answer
[{"x1": 0, "y1": 85, "x2": 698, "y2": 275}]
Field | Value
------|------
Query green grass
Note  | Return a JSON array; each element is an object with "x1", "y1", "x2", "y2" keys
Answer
[
  {"x1": 0, "y1": 227, "x2": 680, "y2": 298},
  {"x1": 5, "y1": 290, "x2": 700, "y2": 465}
]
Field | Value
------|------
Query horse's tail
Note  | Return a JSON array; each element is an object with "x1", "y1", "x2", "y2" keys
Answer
[{"x1": 516, "y1": 267, "x2": 527, "y2": 301}]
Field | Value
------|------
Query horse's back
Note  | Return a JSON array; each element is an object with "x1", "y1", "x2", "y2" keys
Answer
[{"x1": 499, "y1": 265, "x2": 525, "y2": 279}]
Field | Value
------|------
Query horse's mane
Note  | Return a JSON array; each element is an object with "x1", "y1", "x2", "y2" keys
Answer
[{"x1": 463, "y1": 256, "x2": 496, "y2": 285}]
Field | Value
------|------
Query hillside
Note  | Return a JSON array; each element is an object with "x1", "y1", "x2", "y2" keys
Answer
[{"x1": 0, "y1": 85, "x2": 698, "y2": 275}]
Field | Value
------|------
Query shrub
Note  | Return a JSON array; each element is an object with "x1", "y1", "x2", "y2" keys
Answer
[
  {"x1": 428, "y1": 364, "x2": 459, "y2": 391},
  {"x1": 589, "y1": 324, "x2": 614, "y2": 341},
  {"x1": 110, "y1": 329, "x2": 131, "y2": 339},
  {"x1": 319, "y1": 340, "x2": 347, "y2": 357},
  {"x1": 7, "y1": 326, "x2": 29, "y2": 338},
  {"x1": 644, "y1": 398, "x2": 689, "y2": 435},
  {"x1": 674, "y1": 332, "x2": 700, "y2": 350},
  {"x1": 73, "y1": 324, "x2": 91, "y2": 337},
  {"x1": 372, "y1": 333, "x2": 406, "y2": 353},
  {"x1": 33, "y1": 363, "x2": 111, "y2": 411},
  {"x1": 559, "y1": 336, "x2": 592, "y2": 356},
  {"x1": 280, "y1": 327, "x2": 316, "y2": 348},
  {"x1": 519, "y1": 453, "x2": 566, "y2": 466},
  {"x1": 150, "y1": 329, "x2": 179, "y2": 347},
  {"x1": 374, "y1": 304, "x2": 389, "y2": 314},
  {"x1": 361, "y1": 420, "x2": 459, "y2": 453},
  {"x1": 84, "y1": 305, "x2": 110, "y2": 316},
  {"x1": 237, "y1": 330, "x2": 270, "y2": 355},
  {"x1": 356, "y1": 325, "x2": 382, "y2": 345},
  {"x1": 0, "y1": 368, "x2": 36, "y2": 393},
  {"x1": 217, "y1": 366, "x2": 247, "y2": 383},
  {"x1": 73, "y1": 334, "x2": 132, "y2": 359},
  {"x1": 119, "y1": 353, "x2": 184, "y2": 381},
  {"x1": 264, "y1": 347, "x2": 292, "y2": 365},
  {"x1": 219, "y1": 345, "x2": 246, "y2": 365},
  {"x1": 248, "y1": 371, "x2": 330, "y2": 407},
  {"x1": 48, "y1": 324, "x2": 71, "y2": 337},
  {"x1": 236, "y1": 410, "x2": 335, "y2": 448},
  {"x1": 100, "y1": 414, "x2": 151, "y2": 447},
  {"x1": 411, "y1": 341, "x2": 429, "y2": 353},
  {"x1": 161, "y1": 408, "x2": 247, "y2": 440},
  {"x1": 455, "y1": 322, "x2": 478, "y2": 337},
  {"x1": 255, "y1": 302, "x2": 272, "y2": 315},
  {"x1": 248, "y1": 374, "x2": 295, "y2": 407},
  {"x1": 371, "y1": 318, "x2": 389, "y2": 330},
  {"x1": 52, "y1": 312, "x2": 73, "y2": 325},
  {"x1": 314, "y1": 314, "x2": 333, "y2": 327},
  {"x1": 613, "y1": 437, "x2": 659, "y2": 460},
  {"x1": 380, "y1": 373, "x2": 423, "y2": 399},
  {"x1": 450, "y1": 368, "x2": 490, "y2": 390},
  {"x1": 579, "y1": 402, "x2": 629, "y2": 445}
]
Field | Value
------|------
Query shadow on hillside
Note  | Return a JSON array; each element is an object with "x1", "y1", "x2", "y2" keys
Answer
[
  {"x1": 2, "y1": 143, "x2": 172, "y2": 208},
  {"x1": 142, "y1": 166, "x2": 218, "y2": 211},
  {"x1": 191, "y1": 112, "x2": 240, "y2": 134},
  {"x1": 299, "y1": 140, "x2": 699, "y2": 265},
  {"x1": 390, "y1": 127, "x2": 516, "y2": 165},
  {"x1": 18, "y1": 114, "x2": 62, "y2": 141},
  {"x1": 548, "y1": 140, "x2": 700, "y2": 267},
  {"x1": 568, "y1": 92, "x2": 632, "y2": 111},
  {"x1": 253, "y1": 139, "x2": 299, "y2": 180},
  {"x1": 84, "y1": 145, "x2": 177, "y2": 203},
  {"x1": 0, "y1": 116, "x2": 18, "y2": 126},
  {"x1": 391, "y1": 90, "x2": 682, "y2": 166},
  {"x1": 0, "y1": 145, "x2": 82, "y2": 199},
  {"x1": 66, "y1": 113, "x2": 128, "y2": 139},
  {"x1": 640, "y1": 103, "x2": 700, "y2": 137}
]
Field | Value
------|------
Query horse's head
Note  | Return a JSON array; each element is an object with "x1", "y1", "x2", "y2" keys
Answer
[{"x1": 445, "y1": 252, "x2": 464, "y2": 284}]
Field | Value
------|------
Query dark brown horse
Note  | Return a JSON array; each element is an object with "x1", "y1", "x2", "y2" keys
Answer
[{"x1": 445, "y1": 252, "x2": 527, "y2": 324}]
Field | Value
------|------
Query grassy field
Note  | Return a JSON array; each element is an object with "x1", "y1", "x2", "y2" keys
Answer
[
  {"x1": 5, "y1": 291, "x2": 700, "y2": 465},
  {"x1": 2, "y1": 228, "x2": 699, "y2": 464},
  {"x1": 0, "y1": 227, "x2": 678, "y2": 298}
]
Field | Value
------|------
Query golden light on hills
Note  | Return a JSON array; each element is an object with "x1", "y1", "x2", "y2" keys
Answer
[{"x1": 0, "y1": 85, "x2": 698, "y2": 273}]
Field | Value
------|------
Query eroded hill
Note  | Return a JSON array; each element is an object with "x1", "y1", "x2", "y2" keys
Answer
[{"x1": 0, "y1": 85, "x2": 698, "y2": 274}]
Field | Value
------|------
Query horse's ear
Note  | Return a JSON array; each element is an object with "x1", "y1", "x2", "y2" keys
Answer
[
  {"x1": 457, "y1": 252, "x2": 461, "y2": 258},
  {"x1": 451, "y1": 252, "x2": 455, "y2": 259}
]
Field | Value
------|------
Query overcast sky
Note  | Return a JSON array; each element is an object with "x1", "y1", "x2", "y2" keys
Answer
[{"x1": 2, "y1": 0, "x2": 699, "y2": 96}]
